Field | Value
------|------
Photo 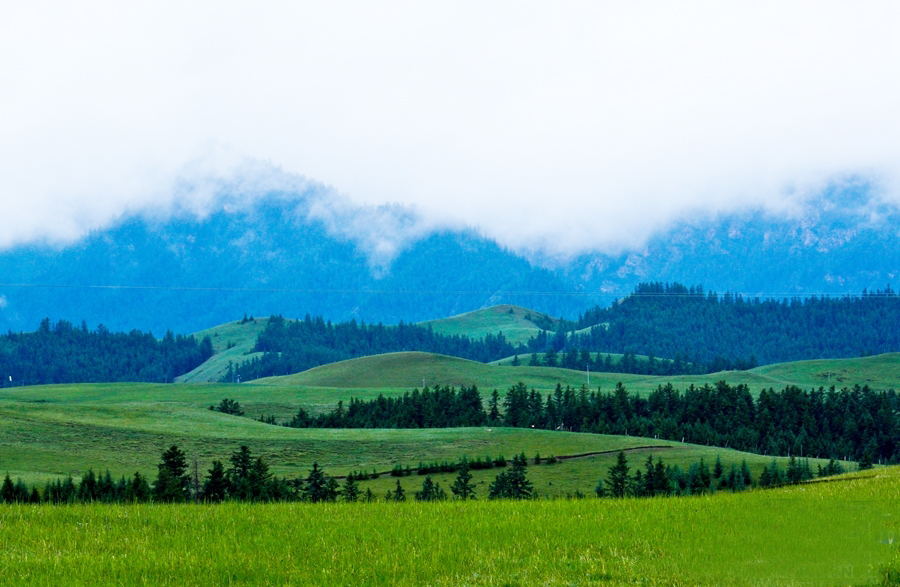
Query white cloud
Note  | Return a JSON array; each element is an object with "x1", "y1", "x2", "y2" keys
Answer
[
  {"x1": 1, "y1": 1, "x2": 899, "y2": 255},
  {"x1": 0, "y1": 296, "x2": 7, "y2": 309}
]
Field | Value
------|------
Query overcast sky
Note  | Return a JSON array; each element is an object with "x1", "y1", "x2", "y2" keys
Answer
[{"x1": 2, "y1": 1, "x2": 900, "y2": 255}]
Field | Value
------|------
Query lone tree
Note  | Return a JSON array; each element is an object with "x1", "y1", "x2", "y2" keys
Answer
[
  {"x1": 153, "y1": 445, "x2": 190, "y2": 502},
  {"x1": 450, "y1": 458, "x2": 476, "y2": 500}
]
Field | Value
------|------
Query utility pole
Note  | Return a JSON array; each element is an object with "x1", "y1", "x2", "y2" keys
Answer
[{"x1": 586, "y1": 364, "x2": 590, "y2": 388}]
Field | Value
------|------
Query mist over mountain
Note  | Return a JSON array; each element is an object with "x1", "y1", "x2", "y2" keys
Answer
[{"x1": 0, "y1": 187, "x2": 896, "y2": 334}]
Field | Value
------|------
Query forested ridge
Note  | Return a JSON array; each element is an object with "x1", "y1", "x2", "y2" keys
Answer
[
  {"x1": 263, "y1": 381, "x2": 897, "y2": 463},
  {"x1": 0, "y1": 443, "x2": 850, "y2": 505},
  {"x1": 229, "y1": 315, "x2": 518, "y2": 381},
  {"x1": 232, "y1": 283, "x2": 898, "y2": 380},
  {"x1": 1, "y1": 282, "x2": 897, "y2": 384},
  {"x1": 559, "y1": 282, "x2": 899, "y2": 365},
  {"x1": 0, "y1": 319, "x2": 213, "y2": 384}
]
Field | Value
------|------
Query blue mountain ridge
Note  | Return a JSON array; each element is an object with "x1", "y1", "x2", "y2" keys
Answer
[{"x1": 0, "y1": 188, "x2": 896, "y2": 334}]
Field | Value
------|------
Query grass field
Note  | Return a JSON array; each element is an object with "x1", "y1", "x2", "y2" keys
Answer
[
  {"x1": 419, "y1": 304, "x2": 558, "y2": 345},
  {"x1": 0, "y1": 466, "x2": 896, "y2": 585}
]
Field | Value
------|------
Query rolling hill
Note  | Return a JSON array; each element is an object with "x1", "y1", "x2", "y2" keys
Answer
[
  {"x1": 0, "y1": 382, "x2": 849, "y2": 496},
  {"x1": 419, "y1": 304, "x2": 559, "y2": 345},
  {"x1": 252, "y1": 350, "x2": 899, "y2": 394}
]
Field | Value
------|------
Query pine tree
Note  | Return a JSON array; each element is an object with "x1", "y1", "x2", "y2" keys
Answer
[
  {"x1": 488, "y1": 453, "x2": 533, "y2": 499},
  {"x1": 153, "y1": 445, "x2": 190, "y2": 502},
  {"x1": 488, "y1": 391, "x2": 501, "y2": 423},
  {"x1": 303, "y1": 462, "x2": 330, "y2": 503},
  {"x1": 1, "y1": 474, "x2": 15, "y2": 503},
  {"x1": 450, "y1": 459, "x2": 476, "y2": 500},
  {"x1": 78, "y1": 469, "x2": 98, "y2": 502},
  {"x1": 713, "y1": 455, "x2": 724, "y2": 479},
  {"x1": 203, "y1": 461, "x2": 228, "y2": 502},
  {"x1": 607, "y1": 451, "x2": 630, "y2": 498},
  {"x1": 128, "y1": 472, "x2": 151, "y2": 502},
  {"x1": 415, "y1": 476, "x2": 444, "y2": 501},
  {"x1": 250, "y1": 457, "x2": 272, "y2": 501},
  {"x1": 392, "y1": 479, "x2": 406, "y2": 502},
  {"x1": 740, "y1": 460, "x2": 753, "y2": 488},
  {"x1": 342, "y1": 477, "x2": 360, "y2": 502}
]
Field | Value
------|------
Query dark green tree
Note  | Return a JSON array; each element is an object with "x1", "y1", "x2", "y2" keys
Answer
[
  {"x1": 450, "y1": 459, "x2": 476, "y2": 500},
  {"x1": 488, "y1": 453, "x2": 533, "y2": 499},
  {"x1": 391, "y1": 479, "x2": 406, "y2": 502},
  {"x1": 153, "y1": 445, "x2": 190, "y2": 502},
  {"x1": 202, "y1": 461, "x2": 228, "y2": 502},
  {"x1": 607, "y1": 451, "x2": 631, "y2": 498},
  {"x1": 415, "y1": 476, "x2": 446, "y2": 501},
  {"x1": 342, "y1": 477, "x2": 360, "y2": 502},
  {"x1": 210, "y1": 398, "x2": 244, "y2": 416}
]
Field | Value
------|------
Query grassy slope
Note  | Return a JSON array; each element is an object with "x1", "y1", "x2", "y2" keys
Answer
[
  {"x1": 750, "y1": 352, "x2": 900, "y2": 389},
  {"x1": 419, "y1": 304, "x2": 558, "y2": 345},
  {"x1": 0, "y1": 385, "x2": 842, "y2": 493},
  {"x1": 0, "y1": 466, "x2": 895, "y2": 585},
  {"x1": 175, "y1": 318, "x2": 272, "y2": 383},
  {"x1": 253, "y1": 350, "x2": 900, "y2": 394}
]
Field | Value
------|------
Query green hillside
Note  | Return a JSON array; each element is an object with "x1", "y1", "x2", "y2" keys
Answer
[
  {"x1": 0, "y1": 385, "x2": 845, "y2": 496},
  {"x1": 749, "y1": 352, "x2": 900, "y2": 390},
  {"x1": 419, "y1": 304, "x2": 558, "y2": 345},
  {"x1": 253, "y1": 350, "x2": 898, "y2": 395},
  {"x1": 175, "y1": 317, "x2": 273, "y2": 383}
]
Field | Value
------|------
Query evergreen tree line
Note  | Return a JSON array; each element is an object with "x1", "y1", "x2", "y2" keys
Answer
[
  {"x1": 270, "y1": 382, "x2": 898, "y2": 463},
  {"x1": 594, "y1": 451, "x2": 848, "y2": 498},
  {"x1": 558, "y1": 282, "x2": 899, "y2": 365},
  {"x1": 515, "y1": 349, "x2": 751, "y2": 376},
  {"x1": 227, "y1": 314, "x2": 521, "y2": 381},
  {"x1": 0, "y1": 318, "x2": 213, "y2": 385},
  {"x1": 0, "y1": 446, "x2": 856, "y2": 505}
]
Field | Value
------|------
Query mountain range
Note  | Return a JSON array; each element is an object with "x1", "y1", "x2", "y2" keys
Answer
[{"x1": 0, "y1": 181, "x2": 896, "y2": 333}]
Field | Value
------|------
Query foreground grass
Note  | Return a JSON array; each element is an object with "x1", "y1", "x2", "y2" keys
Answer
[{"x1": 0, "y1": 467, "x2": 896, "y2": 585}]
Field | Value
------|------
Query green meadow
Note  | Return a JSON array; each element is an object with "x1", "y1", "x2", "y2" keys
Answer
[{"x1": 0, "y1": 466, "x2": 896, "y2": 585}]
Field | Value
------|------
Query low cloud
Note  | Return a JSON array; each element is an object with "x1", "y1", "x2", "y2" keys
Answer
[{"x1": 1, "y1": 2, "x2": 899, "y2": 257}]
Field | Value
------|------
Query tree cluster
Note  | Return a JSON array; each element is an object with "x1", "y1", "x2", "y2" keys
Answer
[
  {"x1": 0, "y1": 319, "x2": 213, "y2": 385},
  {"x1": 228, "y1": 315, "x2": 520, "y2": 381},
  {"x1": 561, "y1": 282, "x2": 899, "y2": 365},
  {"x1": 595, "y1": 452, "x2": 842, "y2": 498},
  {"x1": 278, "y1": 381, "x2": 897, "y2": 463}
]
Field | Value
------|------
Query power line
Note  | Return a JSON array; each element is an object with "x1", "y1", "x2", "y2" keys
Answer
[{"x1": 0, "y1": 282, "x2": 894, "y2": 298}]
